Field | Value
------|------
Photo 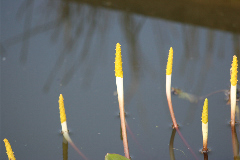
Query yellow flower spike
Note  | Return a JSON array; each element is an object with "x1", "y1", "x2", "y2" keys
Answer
[
  {"x1": 3, "y1": 138, "x2": 16, "y2": 160},
  {"x1": 166, "y1": 47, "x2": 173, "y2": 75},
  {"x1": 202, "y1": 98, "x2": 208, "y2": 124},
  {"x1": 231, "y1": 55, "x2": 238, "y2": 86},
  {"x1": 59, "y1": 94, "x2": 67, "y2": 124},
  {"x1": 115, "y1": 43, "x2": 123, "y2": 78}
]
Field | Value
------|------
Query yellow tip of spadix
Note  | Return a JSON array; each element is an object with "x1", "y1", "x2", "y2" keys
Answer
[
  {"x1": 3, "y1": 138, "x2": 16, "y2": 160},
  {"x1": 202, "y1": 98, "x2": 208, "y2": 124},
  {"x1": 115, "y1": 43, "x2": 123, "y2": 78},
  {"x1": 166, "y1": 47, "x2": 173, "y2": 75},
  {"x1": 231, "y1": 55, "x2": 238, "y2": 86},
  {"x1": 59, "y1": 94, "x2": 67, "y2": 123}
]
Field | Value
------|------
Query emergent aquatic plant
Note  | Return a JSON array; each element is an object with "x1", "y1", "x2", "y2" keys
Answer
[
  {"x1": 202, "y1": 98, "x2": 208, "y2": 153},
  {"x1": 3, "y1": 45, "x2": 240, "y2": 160},
  {"x1": 231, "y1": 55, "x2": 238, "y2": 126},
  {"x1": 3, "y1": 138, "x2": 16, "y2": 160},
  {"x1": 59, "y1": 94, "x2": 88, "y2": 160},
  {"x1": 166, "y1": 47, "x2": 198, "y2": 160},
  {"x1": 114, "y1": 43, "x2": 130, "y2": 159}
]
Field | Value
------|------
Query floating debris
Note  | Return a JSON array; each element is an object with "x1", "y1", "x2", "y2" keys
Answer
[
  {"x1": 225, "y1": 88, "x2": 240, "y2": 105},
  {"x1": 171, "y1": 87, "x2": 199, "y2": 103}
]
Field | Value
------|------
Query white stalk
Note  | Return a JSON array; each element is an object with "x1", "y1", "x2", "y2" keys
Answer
[
  {"x1": 202, "y1": 122, "x2": 208, "y2": 151},
  {"x1": 231, "y1": 85, "x2": 237, "y2": 125},
  {"x1": 116, "y1": 77, "x2": 130, "y2": 159},
  {"x1": 116, "y1": 77, "x2": 124, "y2": 103},
  {"x1": 166, "y1": 75, "x2": 172, "y2": 100}
]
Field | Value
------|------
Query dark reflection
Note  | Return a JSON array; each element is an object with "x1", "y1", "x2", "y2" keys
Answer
[
  {"x1": 41, "y1": 2, "x2": 111, "y2": 92},
  {"x1": 231, "y1": 126, "x2": 240, "y2": 159},
  {"x1": 137, "y1": 101, "x2": 151, "y2": 137},
  {"x1": 43, "y1": 48, "x2": 67, "y2": 92},
  {"x1": 2, "y1": 0, "x2": 240, "y2": 159},
  {"x1": 1, "y1": 0, "x2": 240, "y2": 131},
  {"x1": 43, "y1": 3, "x2": 108, "y2": 92},
  {"x1": 0, "y1": 2, "x2": 239, "y2": 141},
  {"x1": 169, "y1": 128, "x2": 198, "y2": 160},
  {"x1": 78, "y1": 0, "x2": 240, "y2": 33},
  {"x1": 169, "y1": 128, "x2": 176, "y2": 160},
  {"x1": 125, "y1": 120, "x2": 146, "y2": 155},
  {"x1": 179, "y1": 26, "x2": 198, "y2": 88},
  {"x1": 120, "y1": 13, "x2": 146, "y2": 104},
  {"x1": 171, "y1": 86, "x2": 229, "y2": 124},
  {"x1": 62, "y1": 137, "x2": 68, "y2": 160},
  {"x1": 167, "y1": 117, "x2": 198, "y2": 160},
  {"x1": 1, "y1": 0, "x2": 239, "y2": 94},
  {"x1": 180, "y1": 27, "x2": 213, "y2": 92},
  {"x1": 234, "y1": 35, "x2": 240, "y2": 58},
  {"x1": 203, "y1": 152, "x2": 208, "y2": 160},
  {"x1": 18, "y1": 0, "x2": 34, "y2": 63},
  {"x1": 0, "y1": 20, "x2": 58, "y2": 50},
  {"x1": 176, "y1": 129, "x2": 199, "y2": 160},
  {"x1": 120, "y1": 122, "x2": 123, "y2": 141}
]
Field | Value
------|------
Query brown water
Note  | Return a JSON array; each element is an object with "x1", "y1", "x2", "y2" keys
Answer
[{"x1": 1, "y1": 0, "x2": 240, "y2": 159}]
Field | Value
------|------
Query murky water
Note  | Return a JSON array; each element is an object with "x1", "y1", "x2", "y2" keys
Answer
[{"x1": 1, "y1": 1, "x2": 240, "y2": 159}]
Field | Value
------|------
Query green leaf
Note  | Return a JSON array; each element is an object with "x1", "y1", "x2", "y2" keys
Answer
[{"x1": 105, "y1": 153, "x2": 130, "y2": 160}]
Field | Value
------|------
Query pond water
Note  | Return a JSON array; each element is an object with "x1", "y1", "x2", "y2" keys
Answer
[{"x1": 1, "y1": 1, "x2": 240, "y2": 160}]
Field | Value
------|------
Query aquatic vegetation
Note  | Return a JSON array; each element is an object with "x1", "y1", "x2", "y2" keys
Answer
[
  {"x1": 59, "y1": 94, "x2": 67, "y2": 133},
  {"x1": 166, "y1": 47, "x2": 198, "y2": 160},
  {"x1": 171, "y1": 87, "x2": 199, "y2": 103},
  {"x1": 3, "y1": 139, "x2": 16, "y2": 160},
  {"x1": 225, "y1": 87, "x2": 240, "y2": 104},
  {"x1": 166, "y1": 47, "x2": 178, "y2": 129},
  {"x1": 202, "y1": 98, "x2": 208, "y2": 153},
  {"x1": 3, "y1": 44, "x2": 240, "y2": 160},
  {"x1": 58, "y1": 94, "x2": 88, "y2": 160},
  {"x1": 105, "y1": 153, "x2": 130, "y2": 160},
  {"x1": 231, "y1": 55, "x2": 238, "y2": 126},
  {"x1": 172, "y1": 87, "x2": 229, "y2": 104},
  {"x1": 115, "y1": 43, "x2": 130, "y2": 159}
]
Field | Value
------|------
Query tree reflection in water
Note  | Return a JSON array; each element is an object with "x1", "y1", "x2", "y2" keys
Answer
[{"x1": 1, "y1": 0, "x2": 240, "y2": 137}]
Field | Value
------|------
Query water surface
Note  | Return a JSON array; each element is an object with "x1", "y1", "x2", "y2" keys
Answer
[{"x1": 1, "y1": 1, "x2": 240, "y2": 159}]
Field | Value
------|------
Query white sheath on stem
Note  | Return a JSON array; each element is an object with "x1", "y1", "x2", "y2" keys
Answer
[
  {"x1": 231, "y1": 85, "x2": 237, "y2": 126},
  {"x1": 202, "y1": 122, "x2": 208, "y2": 151}
]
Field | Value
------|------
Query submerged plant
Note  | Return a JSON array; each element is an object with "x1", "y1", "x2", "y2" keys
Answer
[{"x1": 171, "y1": 87, "x2": 199, "y2": 103}]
